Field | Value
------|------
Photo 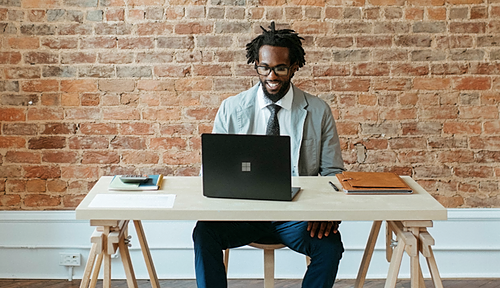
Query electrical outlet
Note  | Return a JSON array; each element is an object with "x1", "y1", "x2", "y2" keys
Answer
[{"x1": 59, "y1": 253, "x2": 81, "y2": 266}]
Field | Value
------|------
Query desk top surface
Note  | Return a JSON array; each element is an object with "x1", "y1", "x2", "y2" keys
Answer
[{"x1": 76, "y1": 176, "x2": 447, "y2": 221}]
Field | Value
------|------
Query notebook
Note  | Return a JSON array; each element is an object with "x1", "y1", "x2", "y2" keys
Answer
[{"x1": 201, "y1": 133, "x2": 300, "y2": 201}]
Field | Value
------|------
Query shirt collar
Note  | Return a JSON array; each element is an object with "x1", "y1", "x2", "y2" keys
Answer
[{"x1": 257, "y1": 83, "x2": 294, "y2": 111}]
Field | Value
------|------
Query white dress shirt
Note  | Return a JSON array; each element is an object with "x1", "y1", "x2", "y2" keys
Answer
[{"x1": 251, "y1": 83, "x2": 293, "y2": 136}]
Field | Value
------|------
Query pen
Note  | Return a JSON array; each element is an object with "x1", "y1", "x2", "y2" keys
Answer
[{"x1": 329, "y1": 181, "x2": 340, "y2": 191}]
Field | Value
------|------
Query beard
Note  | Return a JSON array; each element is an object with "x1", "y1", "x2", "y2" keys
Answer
[{"x1": 260, "y1": 79, "x2": 291, "y2": 103}]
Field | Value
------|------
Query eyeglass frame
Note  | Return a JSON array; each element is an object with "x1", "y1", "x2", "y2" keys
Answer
[{"x1": 254, "y1": 65, "x2": 292, "y2": 76}]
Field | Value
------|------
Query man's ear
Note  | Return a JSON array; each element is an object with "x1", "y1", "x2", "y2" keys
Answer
[{"x1": 290, "y1": 63, "x2": 299, "y2": 76}]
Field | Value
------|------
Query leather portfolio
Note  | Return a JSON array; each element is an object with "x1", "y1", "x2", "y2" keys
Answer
[{"x1": 336, "y1": 172, "x2": 413, "y2": 194}]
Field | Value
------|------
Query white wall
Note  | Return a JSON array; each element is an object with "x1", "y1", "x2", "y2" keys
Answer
[{"x1": 0, "y1": 209, "x2": 499, "y2": 280}]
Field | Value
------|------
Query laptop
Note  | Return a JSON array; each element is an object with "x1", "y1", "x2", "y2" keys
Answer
[{"x1": 201, "y1": 133, "x2": 301, "y2": 201}]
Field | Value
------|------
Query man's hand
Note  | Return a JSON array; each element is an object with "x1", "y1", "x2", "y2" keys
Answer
[{"x1": 307, "y1": 221, "x2": 340, "y2": 239}]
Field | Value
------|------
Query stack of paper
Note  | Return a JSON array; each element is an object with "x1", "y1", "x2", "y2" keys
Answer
[{"x1": 108, "y1": 175, "x2": 163, "y2": 191}]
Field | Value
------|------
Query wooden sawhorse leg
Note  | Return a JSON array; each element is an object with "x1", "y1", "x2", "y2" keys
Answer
[
  {"x1": 79, "y1": 220, "x2": 160, "y2": 288},
  {"x1": 385, "y1": 221, "x2": 444, "y2": 288},
  {"x1": 354, "y1": 220, "x2": 444, "y2": 288}
]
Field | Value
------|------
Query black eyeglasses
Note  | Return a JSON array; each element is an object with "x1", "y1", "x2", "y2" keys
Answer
[{"x1": 255, "y1": 65, "x2": 291, "y2": 76}]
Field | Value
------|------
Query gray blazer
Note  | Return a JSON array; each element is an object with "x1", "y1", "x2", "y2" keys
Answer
[{"x1": 212, "y1": 84, "x2": 345, "y2": 176}]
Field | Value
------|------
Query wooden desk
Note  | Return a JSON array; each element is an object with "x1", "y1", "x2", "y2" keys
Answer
[{"x1": 76, "y1": 176, "x2": 447, "y2": 288}]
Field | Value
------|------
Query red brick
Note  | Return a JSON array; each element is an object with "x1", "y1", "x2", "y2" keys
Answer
[
  {"x1": 61, "y1": 80, "x2": 98, "y2": 92},
  {"x1": 24, "y1": 194, "x2": 61, "y2": 208},
  {"x1": 443, "y1": 121, "x2": 482, "y2": 134},
  {"x1": 484, "y1": 121, "x2": 500, "y2": 134},
  {"x1": 405, "y1": 7, "x2": 424, "y2": 20},
  {"x1": 415, "y1": 165, "x2": 452, "y2": 178},
  {"x1": 122, "y1": 151, "x2": 160, "y2": 164},
  {"x1": 455, "y1": 166, "x2": 494, "y2": 178},
  {"x1": 365, "y1": 151, "x2": 398, "y2": 164},
  {"x1": 292, "y1": 22, "x2": 330, "y2": 34},
  {"x1": 143, "y1": 108, "x2": 182, "y2": 121},
  {"x1": 185, "y1": 107, "x2": 218, "y2": 121},
  {"x1": 389, "y1": 137, "x2": 427, "y2": 149},
  {"x1": 343, "y1": 107, "x2": 378, "y2": 121},
  {"x1": 64, "y1": 108, "x2": 101, "y2": 120},
  {"x1": 470, "y1": 137, "x2": 500, "y2": 150},
  {"x1": 41, "y1": 38, "x2": 78, "y2": 49},
  {"x1": 420, "y1": 106, "x2": 459, "y2": 120},
  {"x1": 62, "y1": 194, "x2": 86, "y2": 208},
  {"x1": 137, "y1": 80, "x2": 175, "y2": 91},
  {"x1": 80, "y1": 123, "x2": 118, "y2": 135},
  {"x1": 27, "y1": 108, "x2": 63, "y2": 121},
  {"x1": 372, "y1": 78, "x2": 411, "y2": 91},
  {"x1": 110, "y1": 136, "x2": 147, "y2": 150},
  {"x1": 397, "y1": 151, "x2": 435, "y2": 163},
  {"x1": 427, "y1": 7, "x2": 446, "y2": 20},
  {"x1": 150, "y1": 137, "x2": 188, "y2": 150},
  {"x1": 380, "y1": 108, "x2": 417, "y2": 120},
  {"x1": 21, "y1": 80, "x2": 58, "y2": 92},
  {"x1": 8, "y1": 37, "x2": 40, "y2": 49},
  {"x1": 6, "y1": 180, "x2": 26, "y2": 193},
  {"x1": 353, "y1": 63, "x2": 390, "y2": 76},
  {"x1": 370, "y1": 0, "x2": 406, "y2": 4},
  {"x1": 294, "y1": 79, "x2": 331, "y2": 93},
  {"x1": 82, "y1": 151, "x2": 120, "y2": 164},
  {"x1": 175, "y1": 22, "x2": 212, "y2": 34},
  {"x1": 163, "y1": 151, "x2": 200, "y2": 165},
  {"x1": 24, "y1": 165, "x2": 61, "y2": 179},
  {"x1": 0, "y1": 52, "x2": 22, "y2": 64},
  {"x1": 336, "y1": 122, "x2": 359, "y2": 135},
  {"x1": 0, "y1": 137, "x2": 26, "y2": 149},
  {"x1": 447, "y1": 0, "x2": 483, "y2": 4},
  {"x1": 0, "y1": 194, "x2": 22, "y2": 207},
  {"x1": 437, "y1": 150, "x2": 475, "y2": 163},
  {"x1": 453, "y1": 77, "x2": 491, "y2": 90},
  {"x1": 413, "y1": 78, "x2": 451, "y2": 90},
  {"x1": 99, "y1": 79, "x2": 135, "y2": 92},
  {"x1": 332, "y1": 78, "x2": 370, "y2": 92},
  {"x1": 26, "y1": 179, "x2": 46, "y2": 192},
  {"x1": 42, "y1": 151, "x2": 78, "y2": 163},
  {"x1": 103, "y1": 108, "x2": 141, "y2": 120},
  {"x1": 0, "y1": 108, "x2": 25, "y2": 121},
  {"x1": 106, "y1": 8, "x2": 125, "y2": 21},
  {"x1": 175, "y1": 78, "x2": 213, "y2": 91},
  {"x1": 68, "y1": 136, "x2": 109, "y2": 149},
  {"x1": 61, "y1": 166, "x2": 99, "y2": 180},
  {"x1": 5, "y1": 151, "x2": 41, "y2": 164},
  {"x1": 459, "y1": 106, "x2": 498, "y2": 119},
  {"x1": 121, "y1": 123, "x2": 155, "y2": 135},
  {"x1": 118, "y1": 37, "x2": 155, "y2": 49}
]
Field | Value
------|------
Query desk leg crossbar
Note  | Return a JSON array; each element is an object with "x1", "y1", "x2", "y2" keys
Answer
[
  {"x1": 79, "y1": 220, "x2": 160, "y2": 288},
  {"x1": 355, "y1": 221, "x2": 443, "y2": 288}
]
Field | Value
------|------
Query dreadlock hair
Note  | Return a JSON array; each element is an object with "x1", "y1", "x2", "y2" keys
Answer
[{"x1": 246, "y1": 22, "x2": 306, "y2": 68}]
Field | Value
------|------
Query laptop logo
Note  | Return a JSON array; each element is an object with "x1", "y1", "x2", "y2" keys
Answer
[{"x1": 242, "y1": 162, "x2": 251, "y2": 172}]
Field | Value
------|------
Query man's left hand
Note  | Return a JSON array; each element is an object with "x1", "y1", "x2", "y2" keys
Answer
[{"x1": 307, "y1": 221, "x2": 340, "y2": 239}]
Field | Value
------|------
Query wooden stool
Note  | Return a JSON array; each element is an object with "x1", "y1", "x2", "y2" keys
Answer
[{"x1": 224, "y1": 243, "x2": 311, "y2": 288}]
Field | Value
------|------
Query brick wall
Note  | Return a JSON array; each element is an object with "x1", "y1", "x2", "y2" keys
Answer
[{"x1": 1, "y1": 0, "x2": 499, "y2": 210}]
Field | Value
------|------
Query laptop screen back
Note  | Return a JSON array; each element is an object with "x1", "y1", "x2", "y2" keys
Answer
[{"x1": 201, "y1": 134, "x2": 293, "y2": 201}]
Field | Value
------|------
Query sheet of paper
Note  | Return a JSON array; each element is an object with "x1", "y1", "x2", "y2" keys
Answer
[{"x1": 88, "y1": 194, "x2": 176, "y2": 209}]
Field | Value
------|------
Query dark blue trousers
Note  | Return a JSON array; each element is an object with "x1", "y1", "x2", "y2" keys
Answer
[{"x1": 192, "y1": 221, "x2": 344, "y2": 288}]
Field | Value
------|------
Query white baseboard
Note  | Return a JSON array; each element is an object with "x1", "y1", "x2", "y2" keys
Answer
[{"x1": 0, "y1": 209, "x2": 499, "y2": 280}]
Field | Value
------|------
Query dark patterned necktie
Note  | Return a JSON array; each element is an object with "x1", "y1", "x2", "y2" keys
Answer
[{"x1": 266, "y1": 104, "x2": 281, "y2": 136}]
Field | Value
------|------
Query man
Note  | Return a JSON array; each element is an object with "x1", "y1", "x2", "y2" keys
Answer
[{"x1": 192, "y1": 22, "x2": 345, "y2": 288}]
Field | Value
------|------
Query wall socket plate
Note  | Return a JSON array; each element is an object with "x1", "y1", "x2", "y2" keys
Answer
[{"x1": 59, "y1": 253, "x2": 81, "y2": 266}]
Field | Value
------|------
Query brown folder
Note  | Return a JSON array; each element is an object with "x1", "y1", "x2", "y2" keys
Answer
[{"x1": 336, "y1": 172, "x2": 413, "y2": 194}]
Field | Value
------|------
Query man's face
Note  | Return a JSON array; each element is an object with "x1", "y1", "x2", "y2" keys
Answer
[{"x1": 255, "y1": 45, "x2": 297, "y2": 103}]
